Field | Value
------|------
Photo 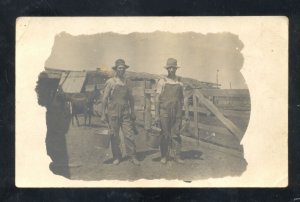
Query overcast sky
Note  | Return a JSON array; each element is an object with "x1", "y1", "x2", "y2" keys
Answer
[{"x1": 45, "y1": 31, "x2": 247, "y2": 89}]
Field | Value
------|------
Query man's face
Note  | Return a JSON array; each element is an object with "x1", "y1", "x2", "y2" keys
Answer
[
  {"x1": 116, "y1": 66, "x2": 126, "y2": 77},
  {"x1": 167, "y1": 67, "x2": 177, "y2": 76}
]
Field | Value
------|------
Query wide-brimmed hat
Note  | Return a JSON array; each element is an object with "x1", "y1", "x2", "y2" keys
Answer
[
  {"x1": 164, "y1": 58, "x2": 180, "y2": 69},
  {"x1": 112, "y1": 59, "x2": 129, "y2": 70}
]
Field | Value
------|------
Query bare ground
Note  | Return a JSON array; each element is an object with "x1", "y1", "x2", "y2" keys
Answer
[{"x1": 65, "y1": 116, "x2": 247, "y2": 181}]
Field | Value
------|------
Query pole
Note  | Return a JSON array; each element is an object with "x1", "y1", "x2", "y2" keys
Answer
[{"x1": 216, "y1": 69, "x2": 219, "y2": 88}]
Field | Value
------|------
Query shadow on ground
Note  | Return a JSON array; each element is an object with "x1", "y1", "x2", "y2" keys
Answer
[{"x1": 59, "y1": 116, "x2": 248, "y2": 181}]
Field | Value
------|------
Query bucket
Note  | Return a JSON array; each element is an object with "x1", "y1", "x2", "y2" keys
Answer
[
  {"x1": 146, "y1": 126, "x2": 161, "y2": 149},
  {"x1": 70, "y1": 93, "x2": 87, "y2": 105},
  {"x1": 94, "y1": 128, "x2": 110, "y2": 149}
]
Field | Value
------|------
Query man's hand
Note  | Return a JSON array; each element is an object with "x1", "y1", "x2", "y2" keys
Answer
[{"x1": 184, "y1": 115, "x2": 190, "y2": 122}]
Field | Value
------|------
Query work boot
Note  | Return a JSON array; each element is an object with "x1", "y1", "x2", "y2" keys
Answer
[
  {"x1": 160, "y1": 157, "x2": 167, "y2": 164},
  {"x1": 130, "y1": 157, "x2": 140, "y2": 166},
  {"x1": 113, "y1": 159, "x2": 120, "y2": 165}
]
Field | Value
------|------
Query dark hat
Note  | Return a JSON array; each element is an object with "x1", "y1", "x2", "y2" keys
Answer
[
  {"x1": 164, "y1": 58, "x2": 180, "y2": 69},
  {"x1": 112, "y1": 59, "x2": 129, "y2": 70}
]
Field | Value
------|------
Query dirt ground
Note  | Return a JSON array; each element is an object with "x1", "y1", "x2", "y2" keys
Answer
[{"x1": 65, "y1": 115, "x2": 247, "y2": 181}]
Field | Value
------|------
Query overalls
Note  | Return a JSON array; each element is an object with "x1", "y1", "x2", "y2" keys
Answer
[
  {"x1": 107, "y1": 81, "x2": 136, "y2": 160},
  {"x1": 159, "y1": 81, "x2": 184, "y2": 159}
]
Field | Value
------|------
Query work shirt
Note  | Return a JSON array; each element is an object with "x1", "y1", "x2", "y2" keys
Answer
[
  {"x1": 155, "y1": 76, "x2": 184, "y2": 95},
  {"x1": 103, "y1": 77, "x2": 128, "y2": 98}
]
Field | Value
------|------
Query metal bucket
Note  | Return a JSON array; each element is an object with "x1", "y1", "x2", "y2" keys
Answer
[
  {"x1": 146, "y1": 126, "x2": 161, "y2": 149},
  {"x1": 94, "y1": 128, "x2": 110, "y2": 149}
]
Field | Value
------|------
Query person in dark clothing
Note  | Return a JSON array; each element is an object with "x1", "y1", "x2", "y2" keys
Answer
[
  {"x1": 101, "y1": 59, "x2": 140, "y2": 166},
  {"x1": 36, "y1": 73, "x2": 71, "y2": 178},
  {"x1": 155, "y1": 58, "x2": 189, "y2": 164}
]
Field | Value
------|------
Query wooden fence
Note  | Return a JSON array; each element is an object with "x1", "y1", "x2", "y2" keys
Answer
[{"x1": 129, "y1": 79, "x2": 251, "y2": 158}]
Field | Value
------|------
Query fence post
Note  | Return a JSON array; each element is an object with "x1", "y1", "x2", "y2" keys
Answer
[
  {"x1": 193, "y1": 94, "x2": 198, "y2": 138},
  {"x1": 144, "y1": 80, "x2": 152, "y2": 130}
]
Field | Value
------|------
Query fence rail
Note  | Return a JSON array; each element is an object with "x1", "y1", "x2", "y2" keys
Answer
[{"x1": 139, "y1": 86, "x2": 250, "y2": 156}]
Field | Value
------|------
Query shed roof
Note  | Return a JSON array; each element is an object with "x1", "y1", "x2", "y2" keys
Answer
[{"x1": 59, "y1": 71, "x2": 87, "y2": 93}]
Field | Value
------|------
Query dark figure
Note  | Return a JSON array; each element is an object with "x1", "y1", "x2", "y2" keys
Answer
[
  {"x1": 35, "y1": 72, "x2": 71, "y2": 178},
  {"x1": 70, "y1": 88, "x2": 100, "y2": 127},
  {"x1": 155, "y1": 58, "x2": 189, "y2": 164},
  {"x1": 101, "y1": 59, "x2": 140, "y2": 166}
]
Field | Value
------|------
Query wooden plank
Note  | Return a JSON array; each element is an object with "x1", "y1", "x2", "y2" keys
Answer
[
  {"x1": 184, "y1": 106, "x2": 211, "y2": 115},
  {"x1": 132, "y1": 86, "x2": 145, "y2": 95},
  {"x1": 193, "y1": 95, "x2": 199, "y2": 137},
  {"x1": 222, "y1": 109, "x2": 250, "y2": 118},
  {"x1": 220, "y1": 106, "x2": 251, "y2": 111},
  {"x1": 127, "y1": 80, "x2": 145, "y2": 88},
  {"x1": 184, "y1": 106, "x2": 250, "y2": 118},
  {"x1": 181, "y1": 135, "x2": 244, "y2": 159},
  {"x1": 145, "y1": 88, "x2": 155, "y2": 94},
  {"x1": 132, "y1": 86, "x2": 145, "y2": 108},
  {"x1": 144, "y1": 80, "x2": 152, "y2": 130},
  {"x1": 145, "y1": 88, "x2": 199, "y2": 96},
  {"x1": 193, "y1": 89, "x2": 244, "y2": 141},
  {"x1": 134, "y1": 106, "x2": 145, "y2": 111},
  {"x1": 188, "y1": 121, "x2": 233, "y2": 136},
  {"x1": 200, "y1": 89, "x2": 250, "y2": 98},
  {"x1": 151, "y1": 105, "x2": 155, "y2": 111}
]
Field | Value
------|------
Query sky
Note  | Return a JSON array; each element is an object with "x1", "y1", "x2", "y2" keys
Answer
[{"x1": 45, "y1": 31, "x2": 247, "y2": 89}]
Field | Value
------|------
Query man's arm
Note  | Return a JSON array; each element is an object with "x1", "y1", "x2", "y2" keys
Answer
[
  {"x1": 101, "y1": 81, "x2": 111, "y2": 121},
  {"x1": 155, "y1": 92, "x2": 160, "y2": 120},
  {"x1": 154, "y1": 79, "x2": 164, "y2": 123}
]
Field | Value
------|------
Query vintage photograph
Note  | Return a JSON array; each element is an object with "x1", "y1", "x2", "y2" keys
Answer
[
  {"x1": 16, "y1": 17, "x2": 288, "y2": 187},
  {"x1": 35, "y1": 30, "x2": 250, "y2": 180}
]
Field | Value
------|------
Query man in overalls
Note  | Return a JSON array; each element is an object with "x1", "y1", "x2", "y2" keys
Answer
[
  {"x1": 101, "y1": 59, "x2": 140, "y2": 166},
  {"x1": 155, "y1": 58, "x2": 189, "y2": 164}
]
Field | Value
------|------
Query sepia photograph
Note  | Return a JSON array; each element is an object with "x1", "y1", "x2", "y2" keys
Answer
[{"x1": 16, "y1": 17, "x2": 288, "y2": 187}]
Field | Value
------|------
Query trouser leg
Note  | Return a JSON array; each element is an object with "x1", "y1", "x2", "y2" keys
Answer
[
  {"x1": 171, "y1": 117, "x2": 182, "y2": 158},
  {"x1": 160, "y1": 116, "x2": 171, "y2": 158},
  {"x1": 121, "y1": 114, "x2": 136, "y2": 157},
  {"x1": 108, "y1": 116, "x2": 122, "y2": 160}
]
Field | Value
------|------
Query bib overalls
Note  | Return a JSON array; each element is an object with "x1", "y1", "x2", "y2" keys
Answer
[
  {"x1": 107, "y1": 81, "x2": 137, "y2": 160},
  {"x1": 159, "y1": 81, "x2": 184, "y2": 159}
]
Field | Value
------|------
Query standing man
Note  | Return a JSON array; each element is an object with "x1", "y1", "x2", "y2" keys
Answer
[
  {"x1": 155, "y1": 58, "x2": 189, "y2": 164},
  {"x1": 101, "y1": 59, "x2": 140, "y2": 166}
]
